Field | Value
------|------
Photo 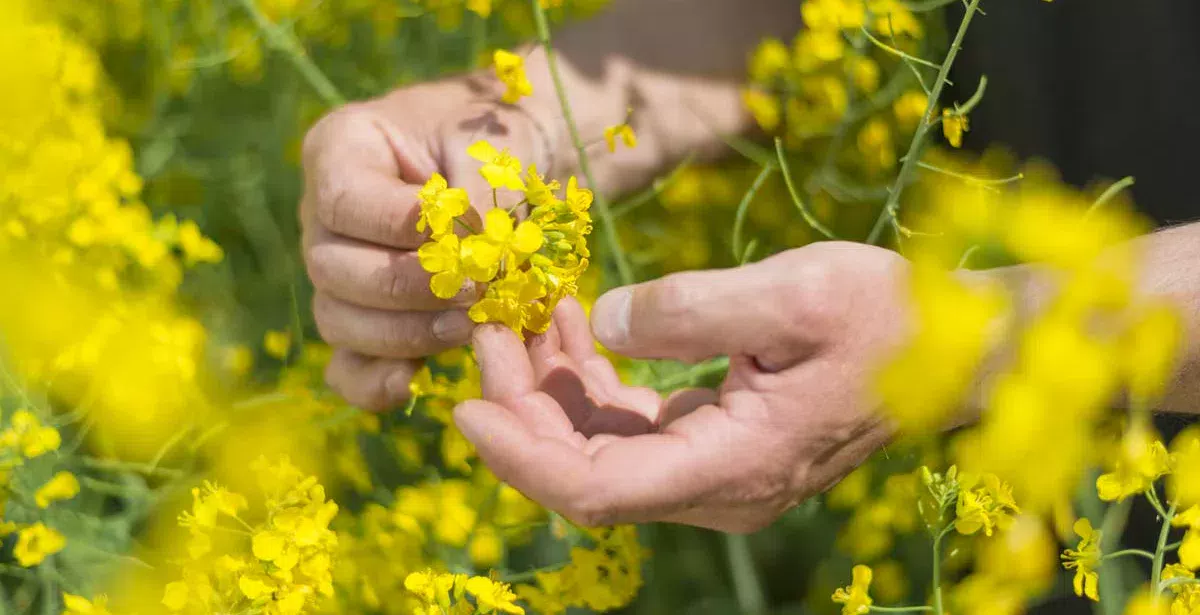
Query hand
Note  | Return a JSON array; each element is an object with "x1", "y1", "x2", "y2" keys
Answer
[
  {"x1": 456, "y1": 242, "x2": 909, "y2": 532},
  {"x1": 300, "y1": 80, "x2": 553, "y2": 410}
]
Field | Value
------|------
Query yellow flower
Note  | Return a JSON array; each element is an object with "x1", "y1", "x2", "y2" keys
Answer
[
  {"x1": 162, "y1": 581, "x2": 189, "y2": 611},
  {"x1": 263, "y1": 329, "x2": 291, "y2": 360},
  {"x1": 467, "y1": 140, "x2": 526, "y2": 190},
  {"x1": 832, "y1": 565, "x2": 874, "y2": 615},
  {"x1": 603, "y1": 124, "x2": 637, "y2": 152},
  {"x1": 405, "y1": 570, "x2": 465, "y2": 611},
  {"x1": 942, "y1": 108, "x2": 969, "y2": 148},
  {"x1": 35, "y1": 471, "x2": 80, "y2": 508},
  {"x1": 893, "y1": 90, "x2": 929, "y2": 128},
  {"x1": 1123, "y1": 590, "x2": 1169, "y2": 615},
  {"x1": 178, "y1": 219, "x2": 224, "y2": 265},
  {"x1": 465, "y1": 577, "x2": 525, "y2": 615},
  {"x1": 525, "y1": 165, "x2": 562, "y2": 208},
  {"x1": 1096, "y1": 424, "x2": 1173, "y2": 502},
  {"x1": 467, "y1": 0, "x2": 492, "y2": 18},
  {"x1": 418, "y1": 234, "x2": 467, "y2": 299},
  {"x1": 743, "y1": 89, "x2": 781, "y2": 131},
  {"x1": 62, "y1": 593, "x2": 112, "y2": 615},
  {"x1": 1172, "y1": 506, "x2": 1200, "y2": 569},
  {"x1": 856, "y1": 118, "x2": 895, "y2": 170},
  {"x1": 2, "y1": 410, "x2": 62, "y2": 458},
  {"x1": 954, "y1": 473, "x2": 1020, "y2": 536},
  {"x1": 749, "y1": 38, "x2": 789, "y2": 82},
  {"x1": 471, "y1": 208, "x2": 544, "y2": 273},
  {"x1": 1124, "y1": 303, "x2": 1183, "y2": 405},
  {"x1": 493, "y1": 49, "x2": 532, "y2": 104},
  {"x1": 14, "y1": 522, "x2": 66, "y2": 567},
  {"x1": 847, "y1": 55, "x2": 880, "y2": 92},
  {"x1": 1061, "y1": 518, "x2": 1102, "y2": 601},
  {"x1": 1171, "y1": 428, "x2": 1200, "y2": 507},
  {"x1": 468, "y1": 269, "x2": 547, "y2": 333},
  {"x1": 417, "y1": 173, "x2": 470, "y2": 238}
]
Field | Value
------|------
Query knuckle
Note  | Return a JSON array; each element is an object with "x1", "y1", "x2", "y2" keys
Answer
[
  {"x1": 374, "y1": 261, "x2": 417, "y2": 303},
  {"x1": 381, "y1": 314, "x2": 424, "y2": 357},
  {"x1": 783, "y1": 257, "x2": 840, "y2": 328},
  {"x1": 311, "y1": 295, "x2": 339, "y2": 343},
  {"x1": 376, "y1": 199, "x2": 415, "y2": 244},
  {"x1": 304, "y1": 244, "x2": 334, "y2": 291},
  {"x1": 302, "y1": 103, "x2": 367, "y2": 168}
]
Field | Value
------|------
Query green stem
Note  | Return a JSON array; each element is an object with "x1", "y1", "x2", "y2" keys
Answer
[
  {"x1": 1086, "y1": 176, "x2": 1135, "y2": 217},
  {"x1": 501, "y1": 561, "x2": 569, "y2": 584},
  {"x1": 1166, "y1": 541, "x2": 1183, "y2": 552},
  {"x1": 612, "y1": 153, "x2": 697, "y2": 219},
  {"x1": 1102, "y1": 549, "x2": 1155, "y2": 562},
  {"x1": 79, "y1": 456, "x2": 184, "y2": 478},
  {"x1": 731, "y1": 165, "x2": 777, "y2": 261},
  {"x1": 1151, "y1": 503, "x2": 1177, "y2": 600},
  {"x1": 866, "y1": 0, "x2": 983, "y2": 245},
  {"x1": 530, "y1": 0, "x2": 633, "y2": 285},
  {"x1": 650, "y1": 357, "x2": 730, "y2": 391},
  {"x1": 723, "y1": 533, "x2": 767, "y2": 615},
  {"x1": 871, "y1": 607, "x2": 934, "y2": 613},
  {"x1": 931, "y1": 525, "x2": 952, "y2": 615},
  {"x1": 775, "y1": 138, "x2": 836, "y2": 239},
  {"x1": 236, "y1": 0, "x2": 346, "y2": 107}
]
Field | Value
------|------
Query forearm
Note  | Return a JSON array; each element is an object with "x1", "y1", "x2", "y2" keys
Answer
[
  {"x1": 520, "y1": 0, "x2": 800, "y2": 194},
  {"x1": 981, "y1": 221, "x2": 1200, "y2": 415},
  {"x1": 1133, "y1": 222, "x2": 1200, "y2": 413}
]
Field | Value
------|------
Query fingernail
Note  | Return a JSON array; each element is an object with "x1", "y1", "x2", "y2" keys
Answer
[
  {"x1": 384, "y1": 370, "x2": 412, "y2": 406},
  {"x1": 592, "y1": 287, "x2": 632, "y2": 349},
  {"x1": 432, "y1": 310, "x2": 475, "y2": 344}
]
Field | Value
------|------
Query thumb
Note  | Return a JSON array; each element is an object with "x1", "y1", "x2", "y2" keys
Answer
[{"x1": 590, "y1": 259, "x2": 819, "y2": 365}]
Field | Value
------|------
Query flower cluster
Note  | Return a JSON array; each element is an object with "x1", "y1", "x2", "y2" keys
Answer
[
  {"x1": 743, "y1": 0, "x2": 926, "y2": 159},
  {"x1": 405, "y1": 570, "x2": 524, "y2": 615},
  {"x1": 408, "y1": 348, "x2": 483, "y2": 473},
  {"x1": 165, "y1": 457, "x2": 339, "y2": 615},
  {"x1": 515, "y1": 525, "x2": 648, "y2": 614},
  {"x1": 417, "y1": 141, "x2": 593, "y2": 337},
  {"x1": 879, "y1": 166, "x2": 1179, "y2": 514}
]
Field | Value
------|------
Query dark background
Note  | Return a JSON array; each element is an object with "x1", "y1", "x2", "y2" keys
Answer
[{"x1": 949, "y1": 1, "x2": 1197, "y2": 611}]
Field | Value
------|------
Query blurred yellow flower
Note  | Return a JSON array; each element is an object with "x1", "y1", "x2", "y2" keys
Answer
[
  {"x1": 942, "y1": 109, "x2": 969, "y2": 148},
  {"x1": 1061, "y1": 518, "x2": 1102, "y2": 601},
  {"x1": 35, "y1": 471, "x2": 80, "y2": 508},
  {"x1": 14, "y1": 522, "x2": 66, "y2": 567},
  {"x1": 832, "y1": 565, "x2": 874, "y2": 615},
  {"x1": 493, "y1": 49, "x2": 532, "y2": 104},
  {"x1": 604, "y1": 123, "x2": 637, "y2": 152},
  {"x1": 62, "y1": 593, "x2": 112, "y2": 615},
  {"x1": 466, "y1": 576, "x2": 525, "y2": 614},
  {"x1": 264, "y1": 330, "x2": 292, "y2": 360}
]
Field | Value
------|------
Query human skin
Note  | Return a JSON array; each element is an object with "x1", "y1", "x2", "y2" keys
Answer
[
  {"x1": 458, "y1": 225, "x2": 1200, "y2": 532},
  {"x1": 299, "y1": 0, "x2": 1200, "y2": 531},
  {"x1": 300, "y1": 0, "x2": 799, "y2": 410}
]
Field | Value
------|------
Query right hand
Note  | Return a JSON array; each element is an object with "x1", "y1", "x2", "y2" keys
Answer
[{"x1": 300, "y1": 80, "x2": 553, "y2": 410}]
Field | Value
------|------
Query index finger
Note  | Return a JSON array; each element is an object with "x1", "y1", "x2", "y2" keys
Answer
[{"x1": 302, "y1": 104, "x2": 438, "y2": 248}]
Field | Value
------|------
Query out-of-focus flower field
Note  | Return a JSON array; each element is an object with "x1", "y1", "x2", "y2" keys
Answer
[{"x1": 1, "y1": 0, "x2": 1198, "y2": 614}]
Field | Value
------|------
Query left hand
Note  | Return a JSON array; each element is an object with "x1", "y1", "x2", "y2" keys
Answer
[{"x1": 455, "y1": 242, "x2": 908, "y2": 532}]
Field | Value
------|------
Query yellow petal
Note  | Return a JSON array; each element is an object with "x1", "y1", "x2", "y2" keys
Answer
[
  {"x1": 510, "y1": 222, "x2": 544, "y2": 257},
  {"x1": 431, "y1": 271, "x2": 466, "y2": 299},
  {"x1": 467, "y1": 140, "x2": 500, "y2": 163},
  {"x1": 484, "y1": 208, "x2": 515, "y2": 242}
]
